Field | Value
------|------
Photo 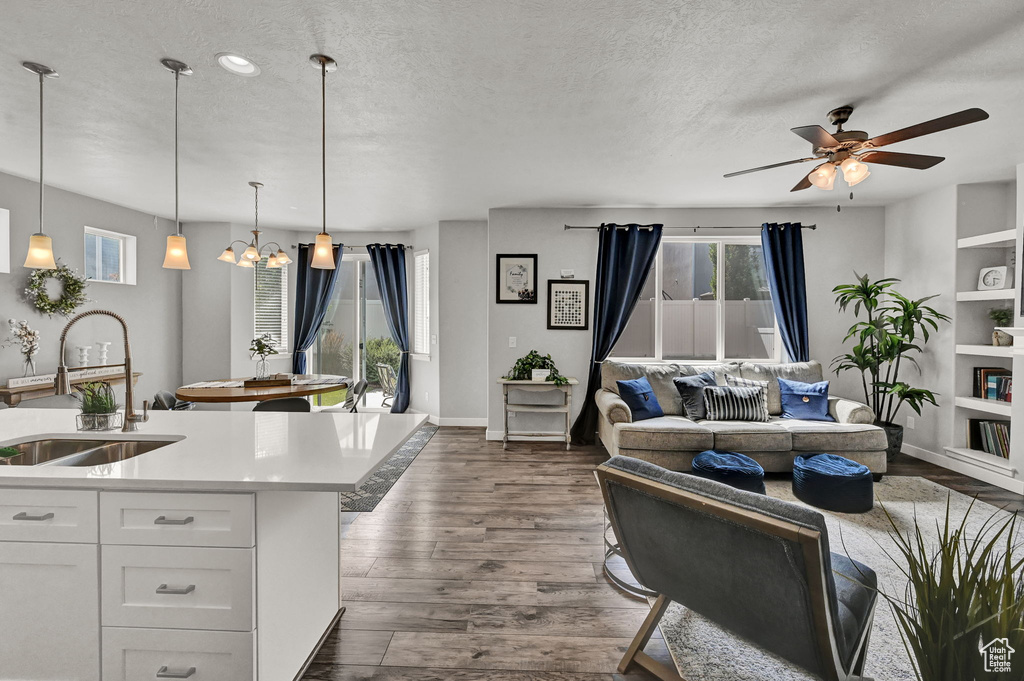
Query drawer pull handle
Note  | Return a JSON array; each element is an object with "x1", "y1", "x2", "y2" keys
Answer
[
  {"x1": 154, "y1": 515, "x2": 194, "y2": 526},
  {"x1": 156, "y1": 666, "x2": 196, "y2": 679},
  {"x1": 156, "y1": 584, "x2": 196, "y2": 595},
  {"x1": 13, "y1": 511, "x2": 55, "y2": 521}
]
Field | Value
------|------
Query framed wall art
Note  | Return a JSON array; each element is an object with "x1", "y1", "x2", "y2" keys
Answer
[
  {"x1": 496, "y1": 253, "x2": 537, "y2": 303},
  {"x1": 0, "y1": 207, "x2": 9, "y2": 273},
  {"x1": 547, "y1": 279, "x2": 589, "y2": 330}
]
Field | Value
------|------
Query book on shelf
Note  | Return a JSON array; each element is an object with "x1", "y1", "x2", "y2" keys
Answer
[
  {"x1": 967, "y1": 418, "x2": 1011, "y2": 458},
  {"x1": 973, "y1": 367, "x2": 1012, "y2": 401}
]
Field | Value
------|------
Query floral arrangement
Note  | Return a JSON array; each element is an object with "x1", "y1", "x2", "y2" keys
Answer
[
  {"x1": 7, "y1": 319, "x2": 40, "y2": 362},
  {"x1": 249, "y1": 333, "x2": 279, "y2": 361},
  {"x1": 25, "y1": 262, "x2": 88, "y2": 317}
]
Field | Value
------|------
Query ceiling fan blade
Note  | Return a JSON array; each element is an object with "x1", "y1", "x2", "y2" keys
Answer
[
  {"x1": 723, "y1": 157, "x2": 819, "y2": 178},
  {"x1": 867, "y1": 108, "x2": 989, "y2": 148},
  {"x1": 860, "y1": 150, "x2": 945, "y2": 169},
  {"x1": 790, "y1": 172, "x2": 813, "y2": 192},
  {"x1": 790, "y1": 125, "x2": 840, "y2": 148}
]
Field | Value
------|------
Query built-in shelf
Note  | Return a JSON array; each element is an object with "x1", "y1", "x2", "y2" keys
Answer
[
  {"x1": 957, "y1": 229, "x2": 1017, "y2": 249},
  {"x1": 956, "y1": 344, "x2": 1014, "y2": 358},
  {"x1": 943, "y1": 447, "x2": 1017, "y2": 475},
  {"x1": 954, "y1": 395, "x2": 1013, "y2": 416},
  {"x1": 956, "y1": 289, "x2": 1016, "y2": 302}
]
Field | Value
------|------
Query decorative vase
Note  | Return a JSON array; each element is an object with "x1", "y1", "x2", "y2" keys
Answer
[
  {"x1": 878, "y1": 422, "x2": 904, "y2": 462},
  {"x1": 255, "y1": 357, "x2": 270, "y2": 380},
  {"x1": 96, "y1": 341, "x2": 111, "y2": 365},
  {"x1": 21, "y1": 358, "x2": 36, "y2": 377},
  {"x1": 992, "y1": 329, "x2": 1012, "y2": 346}
]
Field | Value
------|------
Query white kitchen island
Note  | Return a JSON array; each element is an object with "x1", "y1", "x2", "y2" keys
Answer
[{"x1": 0, "y1": 408, "x2": 426, "y2": 681}]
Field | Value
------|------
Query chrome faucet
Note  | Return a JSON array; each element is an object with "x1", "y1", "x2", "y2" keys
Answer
[{"x1": 54, "y1": 310, "x2": 149, "y2": 432}]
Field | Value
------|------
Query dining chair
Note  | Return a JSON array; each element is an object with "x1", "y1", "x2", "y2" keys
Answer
[
  {"x1": 152, "y1": 390, "x2": 195, "y2": 411},
  {"x1": 252, "y1": 397, "x2": 311, "y2": 412},
  {"x1": 376, "y1": 363, "x2": 398, "y2": 408}
]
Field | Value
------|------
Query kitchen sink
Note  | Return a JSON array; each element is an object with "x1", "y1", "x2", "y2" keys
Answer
[{"x1": 0, "y1": 438, "x2": 176, "y2": 467}]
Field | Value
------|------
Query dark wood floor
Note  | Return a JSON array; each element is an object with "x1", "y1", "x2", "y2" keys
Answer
[{"x1": 304, "y1": 427, "x2": 1023, "y2": 680}]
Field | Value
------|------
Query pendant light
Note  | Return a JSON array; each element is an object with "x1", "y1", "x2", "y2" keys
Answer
[
  {"x1": 21, "y1": 62, "x2": 59, "y2": 269},
  {"x1": 161, "y1": 58, "x2": 193, "y2": 269},
  {"x1": 309, "y1": 54, "x2": 337, "y2": 270},
  {"x1": 217, "y1": 182, "x2": 291, "y2": 269}
]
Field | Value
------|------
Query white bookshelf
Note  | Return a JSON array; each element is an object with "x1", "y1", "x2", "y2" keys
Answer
[
  {"x1": 954, "y1": 396, "x2": 1013, "y2": 417},
  {"x1": 956, "y1": 289, "x2": 1015, "y2": 302},
  {"x1": 955, "y1": 344, "x2": 1014, "y2": 358},
  {"x1": 957, "y1": 229, "x2": 1017, "y2": 249}
]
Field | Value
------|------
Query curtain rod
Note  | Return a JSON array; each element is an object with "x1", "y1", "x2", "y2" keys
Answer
[{"x1": 563, "y1": 224, "x2": 816, "y2": 231}]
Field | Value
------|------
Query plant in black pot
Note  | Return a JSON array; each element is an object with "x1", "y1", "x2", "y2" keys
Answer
[{"x1": 831, "y1": 274, "x2": 950, "y2": 461}]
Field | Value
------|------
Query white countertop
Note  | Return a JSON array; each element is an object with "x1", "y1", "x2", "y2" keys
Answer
[{"x1": 0, "y1": 408, "x2": 427, "y2": 492}]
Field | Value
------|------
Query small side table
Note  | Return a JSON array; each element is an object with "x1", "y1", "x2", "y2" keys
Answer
[{"x1": 497, "y1": 378, "x2": 579, "y2": 450}]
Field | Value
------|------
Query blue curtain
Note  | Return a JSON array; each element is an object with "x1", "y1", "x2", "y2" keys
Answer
[
  {"x1": 570, "y1": 223, "x2": 663, "y2": 445},
  {"x1": 761, "y1": 222, "x2": 809, "y2": 362},
  {"x1": 292, "y1": 243, "x2": 342, "y2": 374},
  {"x1": 367, "y1": 244, "x2": 411, "y2": 413}
]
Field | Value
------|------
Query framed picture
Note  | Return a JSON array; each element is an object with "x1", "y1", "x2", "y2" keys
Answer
[
  {"x1": 547, "y1": 279, "x2": 589, "y2": 330},
  {"x1": 496, "y1": 254, "x2": 537, "y2": 303},
  {"x1": 0, "y1": 207, "x2": 9, "y2": 274}
]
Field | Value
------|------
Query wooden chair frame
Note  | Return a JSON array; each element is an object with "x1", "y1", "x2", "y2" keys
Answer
[{"x1": 595, "y1": 464, "x2": 876, "y2": 681}]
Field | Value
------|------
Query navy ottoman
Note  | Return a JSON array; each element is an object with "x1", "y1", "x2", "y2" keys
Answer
[
  {"x1": 691, "y1": 451, "x2": 766, "y2": 494},
  {"x1": 793, "y1": 453, "x2": 874, "y2": 513}
]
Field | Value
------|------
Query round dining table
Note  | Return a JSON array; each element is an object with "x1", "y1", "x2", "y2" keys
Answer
[{"x1": 175, "y1": 374, "x2": 349, "y2": 404}]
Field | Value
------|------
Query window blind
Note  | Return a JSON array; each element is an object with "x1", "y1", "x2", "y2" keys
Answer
[
  {"x1": 254, "y1": 259, "x2": 288, "y2": 352},
  {"x1": 414, "y1": 250, "x2": 430, "y2": 354}
]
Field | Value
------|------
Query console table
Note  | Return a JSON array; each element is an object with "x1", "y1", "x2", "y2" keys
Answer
[
  {"x1": 0, "y1": 372, "x2": 141, "y2": 407},
  {"x1": 497, "y1": 378, "x2": 578, "y2": 450}
]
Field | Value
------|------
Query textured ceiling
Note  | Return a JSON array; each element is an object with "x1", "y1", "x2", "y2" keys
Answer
[{"x1": 0, "y1": 0, "x2": 1022, "y2": 231}]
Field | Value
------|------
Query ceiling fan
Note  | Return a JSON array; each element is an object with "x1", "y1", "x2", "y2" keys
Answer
[{"x1": 724, "y1": 105, "x2": 989, "y2": 191}]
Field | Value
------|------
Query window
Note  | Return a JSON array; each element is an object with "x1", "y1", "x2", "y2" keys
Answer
[
  {"x1": 413, "y1": 250, "x2": 430, "y2": 355},
  {"x1": 84, "y1": 227, "x2": 136, "y2": 285},
  {"x1": 254, "y1": 258, "x2": 288, "y2": 352},
  {"x1": 611, "y1": 237, "x2": 779, "y2": 362}
]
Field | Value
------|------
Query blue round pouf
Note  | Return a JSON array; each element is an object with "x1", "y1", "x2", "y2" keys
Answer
[
  {"x1": 793, "y1": 453, "x2": 874, "y2": 513},
  {"x1": 691, "y1": 450, "x2": 766, "y2": 494}
]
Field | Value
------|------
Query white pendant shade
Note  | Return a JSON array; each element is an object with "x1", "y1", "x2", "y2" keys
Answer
[
  {"x1": 24, "y1": 233, "x2": 56, "y2": 269},
  {"x1": 266, "y1": 254, "x2": 281, "y2": 268},
  {"x1": 162, "y1": 234, "x2": 191, "y2": 269},
  {"x1": 218, "y1": 247, "x2": 237, "y2": 263},
  {"x1": 275, "y1": 249, "x2": 292, "y2": 265},
  {"x1": 242, "y1": 244, "x2": 260, "y2": 261},
  {"x1": 237, "y1": 258, "x2": 255, "y2": 268},
  {"x1": 311, "y1": 232, "x2": 335, "y2": 269},
  {"x1": 840, "y1": 157, "x2": 871, "y2": 187},
  {"x1": 808, "y1": 162, "x2": 837, "y2": 190}
]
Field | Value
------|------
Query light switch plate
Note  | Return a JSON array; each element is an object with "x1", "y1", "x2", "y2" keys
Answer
[
  {"x1": 560, "y1": 269, "x2": 574, "y2": 279},
  {"x1": 509, "y1": 336, "x2": 517, "y2": 348}
]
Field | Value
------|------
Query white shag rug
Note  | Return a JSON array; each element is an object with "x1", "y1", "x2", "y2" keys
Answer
[{"x1": 656, "y1": 476, "x2": 1021, "y2": 681}]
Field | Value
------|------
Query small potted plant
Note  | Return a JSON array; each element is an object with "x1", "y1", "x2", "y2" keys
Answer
[
  {"x1": 988, "y1": 307, "x2": 1013, "y2": 346},
  {"x1": 75, "y1": 381, "x2": 121, "y2": 431},
  {"x1": 503, "y1": 350, "x2": 569, "y2": 386},
  {"x1": 249, "y1": 333, "x2": 279, "y2": 380}
]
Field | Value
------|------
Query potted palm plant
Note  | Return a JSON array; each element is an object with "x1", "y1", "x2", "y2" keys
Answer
[{"x1": 831, "y1": 274, "x2": 950, "y2": 461}]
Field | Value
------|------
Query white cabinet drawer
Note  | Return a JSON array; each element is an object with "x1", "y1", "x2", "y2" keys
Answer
[
  {"x1": 100, "y1": 492, "x2": 254, "y2": 548},
  {"x1": 102, "y1": 627, "x2": 254, "y2": 681},
  {"x1": 0, "y1": 488, "x2": 97, "y2": 543},
  {"x1": 102, "y1": 545, "x2": 254, "y2": 631}
]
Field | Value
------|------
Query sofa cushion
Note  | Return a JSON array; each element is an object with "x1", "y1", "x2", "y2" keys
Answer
[
  {"x1": 602, "y1": 360, "x2": 685, "y2": 415},
  {"x1": 703, "y1": 419, "x2": 792, "y2": 451},
  {"x1": 779, "y1": 378, "x2": 834, "y2": 422},
  {"x1": 679, "y1": 362, "x2": 741, "y2": 385},
  {"x1": 616, "y1": 377, "x2": 664, "y2": 421},
  {"x1": 740, "y1": 361, "x2": 825, "y2": 415},
  {"x1": 704, "y1": 386, "x2": 771, "y2": 423},
  {"x1": 673, "y1": 372, "x2": 716, "y2": 420},
  {"x1": 614, "y1": 416, "x2": 714, "y2": 451},
  {"x1": 772, "y1": 419, "x2": 887, "y2": 452}
]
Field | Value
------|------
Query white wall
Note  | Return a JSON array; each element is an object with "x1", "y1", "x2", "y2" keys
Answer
[
  {"x1": 409, "y1": 223, "x2": 440, "y2": 419},
  {"x1": 439, "y1": 221, "x2": 489, "y2": 424},
  {"x1": 0, "y1": 171, "x2": 182, "y2": 409},
  {"x1": 486, "y1": 206, "x2": 887, "y2": 438}
]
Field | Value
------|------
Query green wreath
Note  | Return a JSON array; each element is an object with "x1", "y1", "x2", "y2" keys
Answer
[{"x1": 25, "y1": 262, "x2": 89, "y2": 317}]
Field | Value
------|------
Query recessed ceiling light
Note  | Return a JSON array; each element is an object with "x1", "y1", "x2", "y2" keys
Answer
[{"x1": 216, "y1": 52, "x2": 260, "y2": 77}]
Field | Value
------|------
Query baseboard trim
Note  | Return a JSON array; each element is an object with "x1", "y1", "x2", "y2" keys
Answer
[
  {"x1": 901, "y1": 444, "x2": 1024, "y2": 494},
  {"x1": 485, "y1": 429, "x2": 566, "y2": 442},
  {"x1": 437, "y1": 418, "x2": 488, "y2": 427}
]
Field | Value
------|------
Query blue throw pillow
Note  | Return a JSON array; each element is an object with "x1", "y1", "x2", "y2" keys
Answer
[
  {"x1": 616, "y1": 377, "x2": 664, "y2": 421},
  {"x1": 673, "y1": 372, "x2": 716, "y2": 420},
  {"x1": 778, "y1": 378, "x2": 834, "y2": 421}
]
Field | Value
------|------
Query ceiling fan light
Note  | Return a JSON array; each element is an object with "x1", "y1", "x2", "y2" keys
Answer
[
  {"x1": 24, "y1": 233, "x2": 57, "y2": 269},
  {"x1": 275, "y1": 249, "x2": 292, "y2": 265},
  {"x1": 311, "y1": 232, "x2": 336, "y2": 269},
  {"x1": 217, "y1": 247, "x2": 237, "y2": 263},
  {"x1": 242, "y1": 244, "x2": 260, "y2": 261},
  {"x1": 808, "y1": 162, "x2": 836, "y2": 190},
  {"x1": 840, "y1": 157, "x2": 871, "y2": 186}
]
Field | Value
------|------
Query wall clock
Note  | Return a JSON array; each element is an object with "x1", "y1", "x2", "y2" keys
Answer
[{"x1": 978, "y1": 266, "x2": 1013, "y2": 291}]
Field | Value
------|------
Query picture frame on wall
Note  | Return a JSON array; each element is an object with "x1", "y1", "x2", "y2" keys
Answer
[
  {"x1": 0, "y1": 207, "x2": 9, "y2": 274},
  {"x1": 496, "y1": 253, "x2": 537, "y2": 303},
  {"x1": 547, "y1": 279, "x2": 589, "y2": 330}
]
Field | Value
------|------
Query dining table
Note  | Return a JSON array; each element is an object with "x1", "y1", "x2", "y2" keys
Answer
[{"x1": 175, "y1": 374, "x2": 349, "y2": 404}]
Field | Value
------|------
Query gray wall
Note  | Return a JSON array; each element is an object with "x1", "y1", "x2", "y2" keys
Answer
[
  {"x1": 0, "y1": 171, "x2": 181, "y2": 409},
  {"x1": 439, "y1": 221, "x2": 488, "y2": 424},
  {"x1": 409, "y1": 223, "x2": 440, "y2": 419},
  {"x1": 486, "y1": 206, "x2": 887, "y2": 438}
]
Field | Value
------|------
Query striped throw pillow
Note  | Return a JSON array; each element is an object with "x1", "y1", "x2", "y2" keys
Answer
[
  {"x1": 703, "y1": 386, "x2": 770, "y2": 422},
  {"x1": 725, "y1": 374, "x2": 770, "y2": 394}
]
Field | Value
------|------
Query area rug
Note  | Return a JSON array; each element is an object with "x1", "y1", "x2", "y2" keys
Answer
[
  {"x1": 338, "y1": 425, "x2": 437, "y2": 512},
  {"x1": 656, "y1": 476, "x2": 1022, "y2": 681}
]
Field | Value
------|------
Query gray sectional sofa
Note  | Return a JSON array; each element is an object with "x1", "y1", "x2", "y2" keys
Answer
[{"x1": 596, "y1": 360, "x2": 887, "y2": 475}]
